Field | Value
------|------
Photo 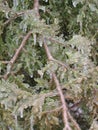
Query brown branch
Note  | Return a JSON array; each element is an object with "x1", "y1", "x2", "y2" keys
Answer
[
  {"x1": 3, "y1": 9, "x2": 36, "y2": 27},
  {"x1": 52, "y1": 73, "x2": 72, "y2": 130},
  {"x1": 43, "y1": 38, "x2": 68, "y2": 69},
  {"x1": 3, "y1": 31, "x2": 32, "y2": 80},
  {"x1": 3, "y1": 12, "x2": 24, "y2": 26},
  {"x1": 43, "y1": 38, "x2": 71, "y2": 130},
  {"x1": 0, "y1": 61, "x2": 9, "y2": 64},
  {"x1": 33, "y1": 0, "x2": 40, "y2": 17},
  {"x1": 43, "y1": 38, "x2": 81, "y2": 130},
  {"x1": 41, "y1": 106, "x2": 62, "y2": 115},
  {"x1": 68, "y1": 112, "x2": 81, "y2": 130},
  {"x1": 45, "y1": 36, "x2": 66, "y2": 47}
]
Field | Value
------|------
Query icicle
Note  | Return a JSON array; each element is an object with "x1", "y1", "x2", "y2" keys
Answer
[
  {"x1": 23, "y1": 24, "x2": 27, "y2": 32},
  {"x1": 30, "y1": 116, "x2": 34, "y2": 130},
  {"x1": 81, "y1": 48, "x2": 84, "y2": 54},
  {"x1": 4, "y1": 103, "x2": 8, "y2": 110},
  {"x1": 33, "y1": 34, "x2": 36, "y2": 45},
  {"x1": 30, "y1": 75, "x2": 33, "y2": 78},
  {"x1": 39, "y1": 40, "x2": 43, "y2": 47},
  {"x1": 5, "y1": 12, "x2": 9, "y2": 19},
  {"x1": 38, "y1": 70, "x2": 43, "y2": 78},
  {"x1": 80, "y1": 21, "x2": 83, "y2": 33},
  {"x1": 13, "y1": 0, "x2": 19, "y2": 7},
  {"x1": 71, "y1": 44, "x2": 74, "y2": 49},
  {"x1": 21, "y1": 0, "x2": 25, "y2": 9},
  {"x1": 7, "y1": 64, "x2": 11, "y2": 74},
  {"x1": 16, "y1": 38, "x2": 19, "y2": 45},
  {"x1": 14, "y1": 115, "x2": 18, "y2": 127},
  {"x1": 19, "y1": 108, "x2": 24, "y2": 118}
]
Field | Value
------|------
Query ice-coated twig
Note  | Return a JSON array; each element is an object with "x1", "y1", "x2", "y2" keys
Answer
[{"x1": 4, "y1": 31, "x2": 32, "y2": 79}]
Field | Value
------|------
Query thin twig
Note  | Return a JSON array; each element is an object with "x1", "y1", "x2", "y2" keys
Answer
[
  {"x1": 3, "y1": 12, "x2": 24, "y2": 26},
  {"x1": 41, "y1": 106, "x2": 62, "y2": 115},
  {"x1": 3, "y1": 31, "x2": 32, "y2": 80},
  {"x1": 0, "y1": 61, "x2": 9, "y2": 64},
  {"x1": 52, "y1": 73, "x2": 72, "y2": 130},
  {"x1": 43, "y1": 38, "x2": 68, "y2": 69},
  {"x1": 3, "y1": 9, "x2": 37, "y2": 27},
  {"x1": 45, "y1": 36, "x2": 66, "y2": 46}
]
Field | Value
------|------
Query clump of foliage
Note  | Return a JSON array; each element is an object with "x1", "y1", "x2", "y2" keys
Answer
[{"x1": 0, "y1": 0, "x2": 98, "y2": 130}]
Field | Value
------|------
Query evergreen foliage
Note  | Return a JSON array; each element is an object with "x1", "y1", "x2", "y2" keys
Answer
[{"x1": 0, "y1": 0, "x2": 98, "y2": 130}]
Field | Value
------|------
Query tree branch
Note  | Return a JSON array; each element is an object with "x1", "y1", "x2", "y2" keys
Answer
[
  {"x1": 41, "y1": 106, "x2": 62, "y2": 115},
  {"x1": 52, "y1": 73, "x2": 72, "y2": 130},
  {"x1": 43, "y1": 37, "x2": 71, "y2": 129},
  {"x1": 43, "y1": 38, "x2": 68, "y2": 69},
  {"x1": 3, "y1": 12, "x2": 24, "y2": 26},
  {"x1": 33, "y1": 0, "x2": 40, "y2": 17},
  {"x1": 0, "y1": 61, "x2": 9, "y2": 64},
  {"x1": 45, "y1": 36, "x2": 66, "y2": 47},
  {"x1": 3, "y1": 31, "x2": 32, "y2": 80},
  {"x1": 43, "y1": 38, "x2": 81, "y2": 130},
  {"x1": 68, "y1": 112, "x2": 81, "y2": 130}
]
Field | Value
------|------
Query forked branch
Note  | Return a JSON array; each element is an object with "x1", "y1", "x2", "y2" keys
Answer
[
  {"x1": 44, "y1": 38, "x2": 68, "y2": 69},
  {"x1": 43, "y1": 39, "x2": 81, "y2": 130}
]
